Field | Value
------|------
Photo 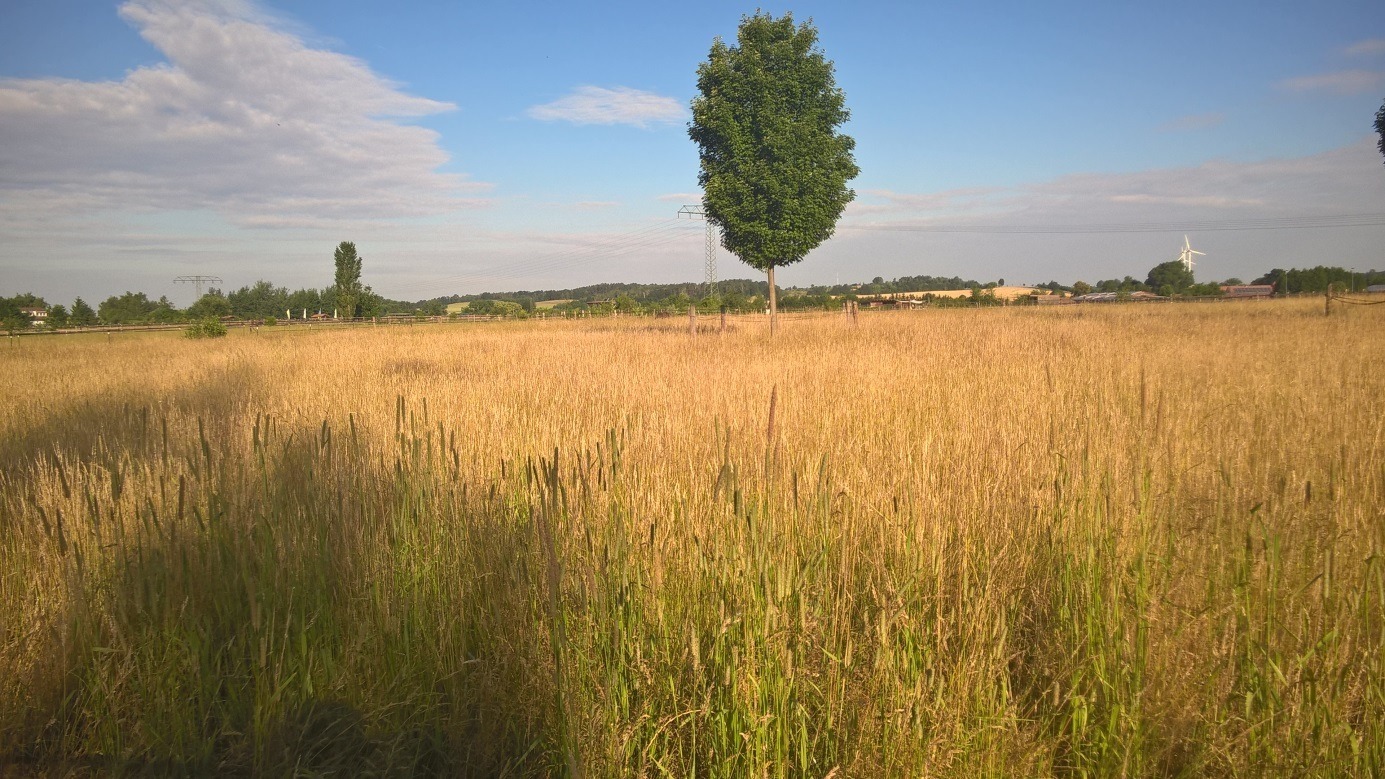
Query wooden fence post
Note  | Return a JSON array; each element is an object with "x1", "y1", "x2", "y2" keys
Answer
[
  {"x1": 688, "y1": 305, "x2": 697, "y2": 337},
  {"x1": 720, "y1": 306, "x2": 727, "y2": 333}
]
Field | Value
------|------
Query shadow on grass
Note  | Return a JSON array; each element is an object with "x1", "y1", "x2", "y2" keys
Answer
[{"x1": 1, "y1": 408, "x2": 558, "y2": 777}]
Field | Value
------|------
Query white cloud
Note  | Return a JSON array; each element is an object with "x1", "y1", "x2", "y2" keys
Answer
[
  {"x1": 1278, "y1": 69, "x2": 1385, "y2": 95},
  {"x1": 573, "y1": 201, "x2": 621, "y2": 210},
  {"x1": 1344, "y1": 38, "x2": 1385, "y2": 57},
  {"x1": 526, "y1": 86, "x2": 686, "y2": 128},
  {"x1": 1157, "y1": 112, "x2": 1226, "y2": 133},
  {"x1": 656, "y1": 192, "x2": 703, "y2": 202},
  {"x1": 0, "y1": 0, "x2": 486, "y2": 229}
]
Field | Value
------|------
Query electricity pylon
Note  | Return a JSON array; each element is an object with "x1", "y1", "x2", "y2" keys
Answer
[
  {"x1": 677, "y1": 205, "x2": 717, "y2": 293},
  {"x1": 174, "y1": 275, "x2": 223, "y2": 301}
]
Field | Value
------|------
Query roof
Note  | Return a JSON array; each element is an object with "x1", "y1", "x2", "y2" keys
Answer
[
  {"x1": 860, "y1": 286, "x2": 1045, "y2": 302},
  {"x1": 1220, "y1": 285, "x2": 1274, "y2": 297},
  {"x1": 1073, "y1": 291, "x2": 1168, "y2": 302}
]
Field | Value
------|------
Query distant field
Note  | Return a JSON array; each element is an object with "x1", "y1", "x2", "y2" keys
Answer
[
  {"x1": 444, "y1": 299, "x2": 572, "y2": 313},
  {"x1": 1, "y1": 301, "x2": 1381, "y2": 776}
]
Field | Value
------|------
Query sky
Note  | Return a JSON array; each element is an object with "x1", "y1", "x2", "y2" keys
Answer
[{"x1": 2, "y1": 0, "x2": 1383, "y2": 306}]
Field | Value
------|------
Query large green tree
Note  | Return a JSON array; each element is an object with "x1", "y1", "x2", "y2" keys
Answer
[
  {"x1": 98, "y1": 291, "x2": 162, "y2": 324},
  {"x1": 689, "y1": 13, "x2": 858, "y2": 334},
  {"x1": 1146, "y1": 261, "x2": 1195, "y2": 295},
  {"x1": 70, "y1": 297, "x2": 96, "y2": 327},
  {"x1": 188, "y1": 292, "x2": 233, "y2": 319},
  {"x1": 46, "y1": 304, "x2": 69, "y2": 329},
  {"x1": 334, "y1": 241, "x2": 365, "y2": 318}
]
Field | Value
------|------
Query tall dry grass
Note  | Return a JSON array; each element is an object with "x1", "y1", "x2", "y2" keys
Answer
[{"x1": 0, "y1": 301, "x2": 1381, "y2": 776}]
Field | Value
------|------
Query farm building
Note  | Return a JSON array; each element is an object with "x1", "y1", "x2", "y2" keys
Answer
[
  {"x1": 1220, "y1": 285, "x2": 1274, "y2": 299},
  {"x1": 859, "y1": 286, "x2": 1047, "y2": 303},
  {"x1": 1366, "y1": 285, "x2": 1385, "y2": 293},
  {"x1": 1073, "y1": 291, "x2": 1168, "y2": 303},
  {"x1": 863, "y1": 298, "x2": 926, "y2": 309},
  {"x1": 19, "y1": 307, "x2": 47, "y2": 326}
]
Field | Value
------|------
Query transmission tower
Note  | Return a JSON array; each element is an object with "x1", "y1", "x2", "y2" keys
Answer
[
  {"x1": 174, "y1": 275, "x2": 223, "y2": 300},
  {"x1": 677, "y1": 205, "x2": 717, "y2": 292}
]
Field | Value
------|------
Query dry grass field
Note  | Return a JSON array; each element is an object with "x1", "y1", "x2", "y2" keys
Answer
[{"x1": 1, "y1": 301, "x2": 1381, "y2": 776}]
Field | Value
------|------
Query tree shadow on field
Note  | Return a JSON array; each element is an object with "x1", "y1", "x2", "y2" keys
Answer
[
  {"x1": 0, "y1": 358, "x2": 264, "y2": 482},
  {"x1": 4, "y1": 412, "x2": 557, "y2": 777}
]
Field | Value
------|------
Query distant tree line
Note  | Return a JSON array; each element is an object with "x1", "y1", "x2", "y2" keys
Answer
[{"x1": 4, "y1": 263, "x2": 1381, "y2": 330}]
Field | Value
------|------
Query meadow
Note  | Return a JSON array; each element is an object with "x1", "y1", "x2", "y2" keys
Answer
[{"x1": 0, "y1": 301, "x2": 1381, "y2": 776}]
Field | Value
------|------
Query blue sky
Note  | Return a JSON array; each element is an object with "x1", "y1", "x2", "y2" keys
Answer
[{"x1": 2, "y1": 0, "x2": 1383, "y2": 305}]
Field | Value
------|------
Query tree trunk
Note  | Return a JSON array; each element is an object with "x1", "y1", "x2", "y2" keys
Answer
[{"x1": 767, "y1": 264, "x2": 778, "y2": 336}]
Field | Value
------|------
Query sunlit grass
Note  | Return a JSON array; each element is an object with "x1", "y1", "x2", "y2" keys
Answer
[{"x1": 1, "y1": 301, "x2": 1381, "y2": 776}]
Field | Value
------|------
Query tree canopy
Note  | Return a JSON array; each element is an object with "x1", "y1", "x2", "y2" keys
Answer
[
  {"x1": 1146, "y1": 261, "x2": 1195, "y2": 295},
  {"x1": 70, "y1": 298, "x2": 96, "y2": 326},
  {"x1": 98, "y1": 292, "x2": 163, "y2": 325},
  {"x1": 689, "y1": 12, "x2": 858, "y2": 331},
  {"x1": 334, "y1": 241, "x2": 365, "y2": 318}
]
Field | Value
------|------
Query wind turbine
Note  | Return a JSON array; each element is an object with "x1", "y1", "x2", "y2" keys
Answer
[{"x1": 1177, "y1": 235, "x2": 1205, "y2": 274}]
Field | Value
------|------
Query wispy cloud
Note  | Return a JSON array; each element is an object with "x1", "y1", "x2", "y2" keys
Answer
[
  {"x1": 0, "y1": 0, "x2": 486, "y2": 229},
  {"x1": 1157, "y1": 112, "x2": 1226, "y2": 133},
  {"x1": 526, "y1": 86, "x2": 686, "y2": 128},
  {"x1": 656, "y1": 192, "x2": 702, "y2": 202},
  {"x1": 843, "y1": 138, "x2": 1385, "y2": 229},
  {"x1": 1344, "y1": 38, "x2": 1385, "y2": 57},
  {"x1": 1278, "y1": 69, "x2": 1385, "y2": 95},
  {"x1": 573, "y1": 200, "x2": 621, "y2": 210}
]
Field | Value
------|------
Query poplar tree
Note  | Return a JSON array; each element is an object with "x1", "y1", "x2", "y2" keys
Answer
[
  {"x1": 334, "y1": 241, "x2": 364, "y2": 318},
  {"x1": 690, "y1": 13, "x2": 859, "y2": 334}
]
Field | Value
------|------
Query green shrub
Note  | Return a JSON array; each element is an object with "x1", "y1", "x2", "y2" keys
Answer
[
  {"x1": 184, "y1": 317, "x2": 228, "y2": 339},
  {"x1": 263, "y1": 316, "x2": 277, "y2": 327}
]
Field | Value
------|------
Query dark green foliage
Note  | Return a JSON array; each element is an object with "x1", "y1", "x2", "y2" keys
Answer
[
  {"x1": 70, "y1": 297, "x2": 96, "y2": 327},
  {"x1": 334, "y1": 241, "x2": 366, "y2": 318},
  {"x1": 2, "y1": 292, "x2": 46, "y2": 310},
  {"x1": 288, "y1": 288, "x2": 325, "y2": 316},
  {"x1": 45, "y1": 304, "x2": 69, "y2": 329},
  {"x1": 98, "y1": 291, "x2": 165, "y2": 324},
  {"x1": 1185, "y1": 282, "x2": 1225, "y2": 297},
  {"x1": 1095, "y1": 276, "x2": 1148, "y2": 294},
  {"x1": 228, "y1": 281, "x2": 290, "y2": 320},
  {"x1": 149, "y1": 297, "x2": 182, "y2": 323},
  {"x1": 1253, "y1": 266, "x2": 1383, "y2": 293},
  {"x1": 690, "y1": 12, "x2": 858, "y2": 327},
  {"x1": 1, "y1": 312, "x2": 30, "y2": 335},
  {"x1": 1145, "y1": 261, "x2": 1195, "y2": 293},
  {"x1": 0, "y1": 293, "x2": 47, "y2": 332},
  {"x1": 183, "y1": 317, "x2": 228, "y2": 339},
  {"x1": 187, "y1": 292, "x2": 233, "y2": 320}
]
